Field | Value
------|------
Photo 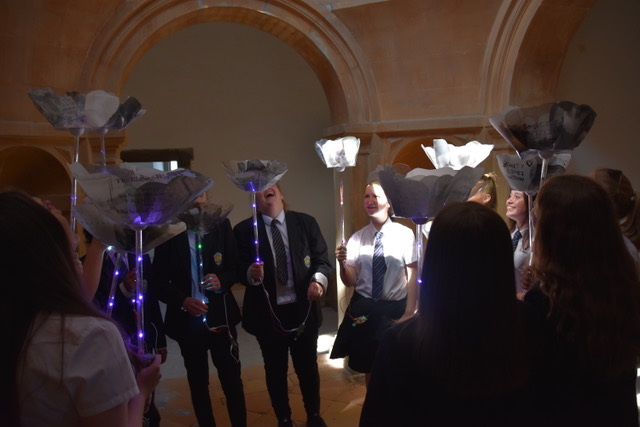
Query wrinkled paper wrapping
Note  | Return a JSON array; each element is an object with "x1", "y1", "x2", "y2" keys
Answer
[
  {"x1": 177, "y1": 202, "x2": 234, "y2": 234},
  {"x1": 28, "y1": 88, "x2": 120, "y2": 130},
  {"x1": 377, "y1": 165, "x2": 485, "y2": 221},
  {"x1": 315, "y1": 136, "x2": 360, "y2": 172},
  {"x1": 75, "y1": 201, "x2": 186, "y2": 253},
  {"x1": 489, "y1": 101, "x2": 596, "y2": 158},
  {"x1": 421, "y1": 139, "x2": 493, "y2": 170},
  {"x1": 222, "y1": 159, "x2": 287, "y2": 192},
  {"x1": 497, "y1": 153, "x2": 572, "y2": 193},
  {"x1": 70, "y1": 163, "x2": 213, "y2": 226}
]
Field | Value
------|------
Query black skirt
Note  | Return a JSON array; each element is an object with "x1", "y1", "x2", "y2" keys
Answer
[{"x1": 330, "y1": 291, "x2": 406, "y2": 373}]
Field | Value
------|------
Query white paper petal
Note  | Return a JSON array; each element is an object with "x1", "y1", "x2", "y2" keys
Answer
[
  {"x1": 497, "y1": 152, "x2": 572, "y2": 193},
  {"x1": 314, "y1": 136, "x2": 360, "y2": 172},
  {"x1": 84, "y1": 90, "x2": 120, "y2": 128},
  {"x1": 70, "y1": 163, "x2": 213, "y2": 226},
  {"x1": 489, "y1": 101, "x2": 596, "y2": 158},
  {"x1": 421, "y1": 139, "x2": 494, "y2": 170},
  {"x1": 222, "y1": 159, "x2": 287, "y2": 193},
  {"x1": 377, "y1": 164, "x2": 485, "y2": 220}
]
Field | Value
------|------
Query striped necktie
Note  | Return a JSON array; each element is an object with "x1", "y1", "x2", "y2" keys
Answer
[
  {"x1": 512, "y1": 229, "x2": 522, "y2": 252},
  {"x1": 271, "y1": 219, "x2": 289, "y2": 286},
  {"x1": 371, "y1": 231, "x2": 386, "y2": 301}
]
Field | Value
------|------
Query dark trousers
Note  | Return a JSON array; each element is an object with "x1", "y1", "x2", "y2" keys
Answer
[
  {"x1": 177, "y1": 324, "x2": 247, "y2": 427},
  {"x1": 255, "y1": 319, "x2": 321, "y2": 421}
]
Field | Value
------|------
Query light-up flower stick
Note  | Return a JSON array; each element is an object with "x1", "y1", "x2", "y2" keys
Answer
[
  {"x1": 315, "y1": 136, "x2": 360, "y2": 244},
  {"x1": 223, "y1": 160, "x2": 287, "y2": 263},
  {"x1": 71, "y1": 162, "x2": 212, "y2": 354},
  {"x1": 28, "y1": 88, "x2": 121, "y2": 231},
  {"x1": 377, "y1": 164, "x2": 485, "y2": 286},
  {"x1": 489, "y1": 101, "x2": 596, "y2": 187},
  {"x1": 177, "y1": 200, "x2": 234, "y2": 328},
  {"x1": 74, "y1": 199, "x2": 186, "y2": 316}
]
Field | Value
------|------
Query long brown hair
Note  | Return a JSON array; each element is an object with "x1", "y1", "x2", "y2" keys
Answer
[
  {"x1": 590, "y1": 168, "x2": 640, "y2": 251},
  {"x1": 0, "y1": 191, "x2": 124, "y2": 426},
  {"x1": 405, "y1": 202, "x2": 528, "y2": 397},
  {"x1": 532, "y1": 175, "x2": 640, "y2": 378}
]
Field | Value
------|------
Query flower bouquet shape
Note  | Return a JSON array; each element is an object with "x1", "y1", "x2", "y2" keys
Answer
[
  {"x1": 71, "y1": 162, "x2": 213, "y2": 353},
  {"x1": 70, "y1": 163, "x2": 212, "y2": 227},
  {"x1": 28, "y1": 88, "x2": 123, "y2": 230},
  {"x1": 377, "y1": 164, "x2": 485, "y2": 283},
  {"x1": 75, "y1": 199, "x2": 186, "y2": 316},
  {"x1": 490, "y1": 101, "x2": 596, "y2": 187},
  {"x1": 315, "y1": 136, "x2": 360, "y2": 172},
  {"x1": 315, "y1": 136, "x2": 361, "y2": 243},
  {"x1": 421, "y1": 139, "x2": 494, "y2": 170},
  {"x1": 222, "y1": 159, "x2": 288, "y2": 262}
]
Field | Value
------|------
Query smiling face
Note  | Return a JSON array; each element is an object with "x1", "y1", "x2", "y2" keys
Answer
[
  {"x1": 255, "y1": 184, "x2": 284, "y2": 217},
  {"x1": 505, "y1": 190, "x2": 528, "y2": 228},
  {"x1": 364, "y1": 183, "x2": 390, "y2": 223}
]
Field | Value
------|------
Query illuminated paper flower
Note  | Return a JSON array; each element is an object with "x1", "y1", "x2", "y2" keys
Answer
[
  {"x1": 70, "y1": 163, "x2": 213, "y2": 226},
  {"x1": 222, "y1": 159, "x2": 287, "y2": 193},
  {"x1": 177, "y1": 201, "x2": 234, "y2": 234},
  {"x1": 377, "y1": 164, "x2": 485, "y2": 221},
  {"x1": 315, "y1": 136, "x2": 360, "y2": 172},
  {"x1": 75, "y1": 201, "x2": 186, "y2": 253},
  {"x1": 497, "y1": 152, "x2": 572, "y2": 193},
  {"x1": 421, "y1": 139, "x2": 494, "y2": 170},
  {"x1": 489, "y1": 101, "x2": 596, "y2": 157},
  {"x1": 28, "y1": 87, "x2": 121, "y2": 130}
]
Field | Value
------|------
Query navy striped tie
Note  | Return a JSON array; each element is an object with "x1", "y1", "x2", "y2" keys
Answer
[
  {"x1": 271, "y1": 219, "x2": 289, "y2": 286},
  {"x1": 512, "y1": 229, "x2": 522, "y2": 252},
  {"x1": 372, "y1": 231, "x2": 386, "y2": 301}
]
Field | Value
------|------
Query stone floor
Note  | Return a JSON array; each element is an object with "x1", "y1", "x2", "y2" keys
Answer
[{"x1": 154, "y1": 300, "x2": 366, "y2": 427}]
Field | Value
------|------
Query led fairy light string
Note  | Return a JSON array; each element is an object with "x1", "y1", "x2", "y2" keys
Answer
[
  {"x1": 71, "y1": 162, "x2": 213, "y2": 357},
  {"x1": 222, "y1": 160, "x2": 287, "y2": 263},
  {"x1": 132, "y1": 225, "x2": 146, "y2": 354},
  {"x1": 223, "y1": 160, "x2": 299, "y2": 334},
  {"x1": 251, "y1": 190, "x2": 261, "y2": 263},
  {"x1": 176, "y1": 198, "x2": 238, "y2": 358},
  {"x1": 105, "y1": 247, "x2": 122, "y2": 316}
]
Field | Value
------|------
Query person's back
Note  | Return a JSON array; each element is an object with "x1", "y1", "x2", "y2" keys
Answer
[
  {"x1": 525, "y1": 174, "x2": 640, "y2": 426},
  {"x1": 360, "y1": 202, "x2": 534, "y2": 427},
  {"x1": 1, "y1": 190, "x2": 160, "y2": 427}
]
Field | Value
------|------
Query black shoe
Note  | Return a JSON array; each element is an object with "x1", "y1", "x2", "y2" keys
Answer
[
  {"x1": 278, "y1": 418, "x2": 294, "y2": 427},
  {"x1": 307, "y1": 415, "x2": 327, "y2": 427}
]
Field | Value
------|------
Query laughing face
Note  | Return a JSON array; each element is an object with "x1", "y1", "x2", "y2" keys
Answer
[
  {"x1": 506, "y1": 190, "x2": 527, "y2": 227},
  {"x1": 256, "y1": 185, "x2": 284, "y2": 216},
  {"x1": 364, "y1": 183, "x2": 390, "y2": 221}
]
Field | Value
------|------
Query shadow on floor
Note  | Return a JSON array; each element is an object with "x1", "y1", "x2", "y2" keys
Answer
[{"x1": 154, "y1": 303, "x2": 366, "y2": 427}]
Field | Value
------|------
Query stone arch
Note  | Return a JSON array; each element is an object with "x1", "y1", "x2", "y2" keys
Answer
[
  {"x1": 78, "y1": 0, "x2": 378, "y2": 128},
  {"x1": 480, "y1": 0, "x2": 597, "y2": 113},
  {"x1": 0, "y1": 145, "x2": 71, "y2": 212}
]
